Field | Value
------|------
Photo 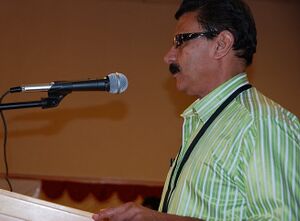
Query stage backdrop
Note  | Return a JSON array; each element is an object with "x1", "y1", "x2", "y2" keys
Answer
[{"x1": 0, "y1": 0, "x2": 299, "y2": 185}]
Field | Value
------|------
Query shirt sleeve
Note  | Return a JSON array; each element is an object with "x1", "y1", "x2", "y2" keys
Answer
[{"x1": 243, "y1": 116, "x2": 299, "y2": 221}]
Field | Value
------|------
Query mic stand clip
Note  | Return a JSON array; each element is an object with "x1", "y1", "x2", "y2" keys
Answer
[{"x1": 0, "y1": 90, "x2": 71, "y2": 111}]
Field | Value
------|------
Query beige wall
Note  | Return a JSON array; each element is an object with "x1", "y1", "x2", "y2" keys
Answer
[{"x1": 0, "y1": 0, "x2": 299, "y2": 184}]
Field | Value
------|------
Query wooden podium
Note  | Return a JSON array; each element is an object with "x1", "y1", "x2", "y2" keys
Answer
[{"x1": 0, "y1": 189, "x2": 93, "y2": 221}]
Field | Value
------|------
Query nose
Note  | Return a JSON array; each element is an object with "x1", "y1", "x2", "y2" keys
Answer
[{"x1": 163, "y1": 46, "x2": 177, "y2": 64}]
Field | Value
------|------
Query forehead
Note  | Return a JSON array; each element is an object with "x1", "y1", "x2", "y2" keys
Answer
[{"x1": 175, "y1": 11, "x2": 202, "y2": 33}]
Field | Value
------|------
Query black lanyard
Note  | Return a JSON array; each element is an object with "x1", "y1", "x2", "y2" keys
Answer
[{"x1": 162, "y1": 84, "x2": 252, "y2": 213}]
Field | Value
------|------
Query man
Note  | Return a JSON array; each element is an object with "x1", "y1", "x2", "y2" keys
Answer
[{"x1": 93, "y1": 0, "x2": 299, "y2": 220}]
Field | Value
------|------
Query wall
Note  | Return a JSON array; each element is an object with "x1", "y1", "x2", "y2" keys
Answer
[
  {"x1": 0, "y1": 0, "x2": 299, "y2": 186},
  {"x1": 246, "y1": 0, "x2": 300, "y2": 115}
]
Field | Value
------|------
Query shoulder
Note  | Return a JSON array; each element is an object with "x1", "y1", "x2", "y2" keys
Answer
[{"x1": 236, "y1": 87, "x2": 299, "y2": 132}]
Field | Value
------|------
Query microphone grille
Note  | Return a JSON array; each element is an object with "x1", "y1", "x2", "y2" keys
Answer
[{"x1": 107, "y1": 72, "x2": 128, "y2": 94}]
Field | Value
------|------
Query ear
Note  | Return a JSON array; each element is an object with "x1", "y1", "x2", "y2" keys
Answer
[{"x1": 212, "y1": 30, "x2": 234, "y2": 60}]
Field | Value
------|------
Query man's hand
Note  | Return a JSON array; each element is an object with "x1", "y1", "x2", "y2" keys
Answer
[
  {"x1": 92, "y1": 202, "x2": 202, "y2": 221},
  {"x1": 92, "y1": 202, "x2": 159, "y2": 221}
]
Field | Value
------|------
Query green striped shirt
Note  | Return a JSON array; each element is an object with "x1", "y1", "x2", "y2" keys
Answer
[{"x1": 159, "y1": 73, "x2": 299, "y2": 220}]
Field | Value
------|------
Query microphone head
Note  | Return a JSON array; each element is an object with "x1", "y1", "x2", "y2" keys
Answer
[{"x1": 107, "y1": 72, "x2": 128, "y2": 94}]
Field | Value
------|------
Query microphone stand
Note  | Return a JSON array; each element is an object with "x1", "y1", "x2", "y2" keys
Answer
[
  {"x1": 0, "y1": 90, "x2": 70, "y2": 111},
  {"x1": 0, "y1": 90, "x2": 71, "y2": 193}
]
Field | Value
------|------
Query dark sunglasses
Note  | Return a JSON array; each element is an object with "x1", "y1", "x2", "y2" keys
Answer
[{"x1": 173, "y1": 31, "x2": 218, "y2": 48}]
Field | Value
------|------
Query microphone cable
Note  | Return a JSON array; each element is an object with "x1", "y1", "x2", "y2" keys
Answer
[{"x1": 0, "y1": 90, "x2": 13, "y2": 191}]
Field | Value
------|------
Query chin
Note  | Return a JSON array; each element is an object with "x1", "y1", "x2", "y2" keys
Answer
[
  {"x1": 176, "y1": 82, "x2": 186, "y2": 92},
  {"x1": 176, "y1": 85, "x2": 193, "y2": 96},
  {"x1": 177, "y1": 85, "x2": 199, "y2": 97}
]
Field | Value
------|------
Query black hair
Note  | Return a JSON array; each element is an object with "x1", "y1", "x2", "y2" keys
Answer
[{"x1": 175, "y1": 0, "x2": 257, "y2": 66}]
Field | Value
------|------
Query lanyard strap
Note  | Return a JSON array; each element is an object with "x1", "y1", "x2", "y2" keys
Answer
[{"x1": 162, "y1": 84, "x2": 252, "y2": 213}]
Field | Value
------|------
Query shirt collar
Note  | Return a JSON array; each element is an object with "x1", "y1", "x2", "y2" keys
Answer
[{"x1": 181, "y1": 73, "x2": 249, "y2": 123}]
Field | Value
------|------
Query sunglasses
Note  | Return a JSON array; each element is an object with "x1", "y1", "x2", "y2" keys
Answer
[{"x1": 173, "y1": 31, "x2": 218, "y2": 48}]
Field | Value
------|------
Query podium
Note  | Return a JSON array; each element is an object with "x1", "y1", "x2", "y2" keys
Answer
[{"x1": 0, "y1": 189, "x2": 93, "y2": 221}]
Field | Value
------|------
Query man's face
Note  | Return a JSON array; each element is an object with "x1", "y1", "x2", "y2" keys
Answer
[{"x1": 164, "y1": 12, "x2": 218, "y2": 98}]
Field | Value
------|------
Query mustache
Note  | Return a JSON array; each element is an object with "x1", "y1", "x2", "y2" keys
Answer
[{"x1": 169, "y1": 63, "x2": 181, "y2": 75}]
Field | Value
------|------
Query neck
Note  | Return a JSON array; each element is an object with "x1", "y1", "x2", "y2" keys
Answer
[
  {"x1": 197, "y1": 60, "x2": 246, "y2": 99},
  {"x1": 216, "y1": 57, "x2": 246, "y2": 84}
]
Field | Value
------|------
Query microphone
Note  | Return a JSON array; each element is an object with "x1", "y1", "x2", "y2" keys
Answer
[{"x1": 10, "y1": 72, "x2": 128, "y2": 94}]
